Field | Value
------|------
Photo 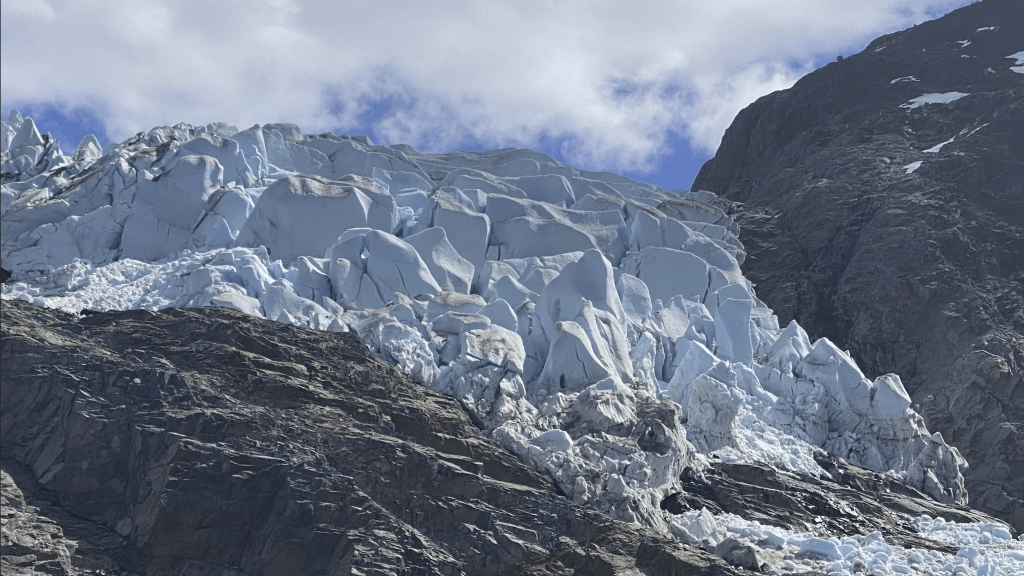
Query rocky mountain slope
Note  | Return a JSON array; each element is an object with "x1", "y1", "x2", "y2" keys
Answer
[
  {"x1": 4, "y1": 299, "x2": 1013, "y2": 576},
  {"x1": 1, "y1": 299, "x2": 741, "y2": 575},
  {"x1": 693, "y1": 0, "x2": 1023, "y2": 531},
  {"x1": 3, "y1": 3, "x2": 1024, "y2": 573}
]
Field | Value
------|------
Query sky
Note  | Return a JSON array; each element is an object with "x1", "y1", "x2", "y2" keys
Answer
[{"x1": 1, "y1": 0, "x2": 973, "y2": 192}]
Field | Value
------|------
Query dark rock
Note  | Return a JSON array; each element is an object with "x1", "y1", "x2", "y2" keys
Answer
[
  {"x1": 0, "y1": 299, "x2": 738, "y2": 576},
  {"x1": 693, "y1": 0, "x2": 1024, "y2": 530}
]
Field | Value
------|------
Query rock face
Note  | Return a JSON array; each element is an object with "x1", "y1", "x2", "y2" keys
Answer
[
  {"x1": 0, "y1": 299, "x2": 737, "y2": 576},
  {"x1": 693, "y1": 0, "x2": 1024, "y2": 530}
]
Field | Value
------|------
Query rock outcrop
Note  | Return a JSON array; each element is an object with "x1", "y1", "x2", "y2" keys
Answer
[
  {"x1": 693, "y1": 0, "x2": 1024, "y2": 530},
  {"x1": 1, "y1": 299, "x2": 738, "y2": 576}
]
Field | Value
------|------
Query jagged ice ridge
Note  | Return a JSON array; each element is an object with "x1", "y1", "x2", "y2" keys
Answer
[{"x1": 1, "y1": 112, "x2": 1000, "y2": 573}]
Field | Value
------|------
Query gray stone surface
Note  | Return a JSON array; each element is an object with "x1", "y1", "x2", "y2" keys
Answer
[
  {"x1": 2, "y1": 468, "x2": 78, "y2": 576},
  {"x1": 693, "y1": 0, "x2": 1024, "y2": 530},
  {"x1": 0, "y1": 299, "x2": 737, "y2": 576}
]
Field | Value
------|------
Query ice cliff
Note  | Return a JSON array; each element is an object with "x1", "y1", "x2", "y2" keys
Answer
[{"x1": 1, "y1": 112, "x2": 969, "y2": 534}]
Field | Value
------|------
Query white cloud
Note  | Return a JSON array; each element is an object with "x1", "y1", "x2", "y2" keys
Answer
[{"x1": 1, "y1": 0, "x2": 969, "y2": 173}]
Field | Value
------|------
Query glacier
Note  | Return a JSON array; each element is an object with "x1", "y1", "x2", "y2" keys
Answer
[{"x1": 1, "y1": 111, "x2": 993, "y2": 571}]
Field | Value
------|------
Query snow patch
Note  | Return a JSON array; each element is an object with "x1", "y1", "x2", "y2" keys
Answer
[
  {"x1": 1008, "y1": 51, "x2": 1024, "y2": 74},
  {"x1": 923, "y1": 137, "x2": 955, "y2": 153},
  {"x1": 904, "y1": 161, "x2": 923, "y2": 174},
  {"x1": 900, "y1": 92, "x2": 970, "y2": 109}
]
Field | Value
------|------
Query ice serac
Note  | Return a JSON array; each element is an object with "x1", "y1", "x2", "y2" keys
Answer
[
  {"x1": 326, "y1": 229, "x2": 440, "y2": 309},
  {"x1": 1, "y1": 107, "x2": 993, "y2": 574},
  {"x1": 234, "y1": 174, "x2": 397, "y2": 265},
  {"x1": 121, "y1": 155, "x2": 224, "y2": 262},
  {"x1": 486, "y1": 194, "x2": 628, "y2": 265},
  {"x1": 404, "y1": 227, "x2": 474, "y2": 294},
  {"x1": 412, "y1": 189, "x2": 491, "y2": 279},
  {"x1": 177, "y1": 132, "x2": 256, "y2": 187}
]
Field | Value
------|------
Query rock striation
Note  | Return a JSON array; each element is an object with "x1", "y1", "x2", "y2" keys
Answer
[{"x1": 693, "y1": 0, "x2": 1024, "y2": 531}]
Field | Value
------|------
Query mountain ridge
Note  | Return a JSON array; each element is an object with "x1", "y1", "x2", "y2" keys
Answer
[{"x1": 694, "y1": 0, "x2": 1024, "y2": 531}]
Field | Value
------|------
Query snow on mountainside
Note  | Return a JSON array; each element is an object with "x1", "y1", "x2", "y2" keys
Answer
[{"x1": 2, "y1": 113, "x2": 1020, "y2": 575}]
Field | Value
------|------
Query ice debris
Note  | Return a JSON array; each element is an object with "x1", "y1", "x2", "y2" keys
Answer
[
  {"x1": 672, "y1": 508, "x2": 1022, "y2": 576},
  {"x1": 1, "y1": 113, "x2": 972, "y2": 561}
]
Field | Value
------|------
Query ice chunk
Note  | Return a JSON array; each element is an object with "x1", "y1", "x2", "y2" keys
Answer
[
  {"x1": 713, "y1": 297, "x2": 754, "y2": 365},
  {"x1": 766, "y1": 320, "x2": 812, "y2": 373},
  {"x1": 687, "y1": 374, "x2": 740, "y2": 451},
  {"x1": 371, "y1": 167, "x2": 432, "y2": 194},
  {"x1": 535, "y1": 249, "x2": 626, "y2": 340},
  {"x1": 923, "y1": 136, "x2": 956, "y2": 153},
  {"x1": 535, "y1": 313, "x2": 617, "y2": 394},
  {"x1": 869, "y1": 373, "x2": 912, "y2": 419},
  {"x1": 799, "y1": 537, "x2": 843, "y2": 561},
  {"x1": 571, "y1": 378, "x2": 637, "y2": 430},
  {"x1": 424, "y1": 291, "x2": 486, "y2": 322},
  {"x1": 1008, "y1": 51, "x2": 1024, "y2": 74},
  {"x1": 404, "y1": 227, "x2": 474, "y2": 294},
  {"x1": 616, "y1": 272, "x2": 653, "y2": 335},
  {"x1": 671, "y1": 508, "x2": 724, "y2": 546},
  {"x1": 907, "y1": 432, "x2": 968, "y2": 505},
  {"x1": 73, "y1": 135, "x2": 103, "y2": 163},
  {"x1": 479, "y1": 298, "x2": 518, "y2": 333},
  {"x1": 177, "y1": 132, "x2": 255, "y2": 187},
  {"x1": 413, "y1": 192, "x2": 491, "y2": 277},
  {"x1": 669, "y1": 340, "x2": 718, "y2": 409},
  {"x1": 121, "y1": 155, "x2": 224, "y2": 262},
  {"x1": 430, "y1": 311, "x2": 490, "y2": 334},
  {"x1": 461, "y1": 326, "x2": 525, "y2": 374},
  {"x1": 263, "y1": 127, "x2": 333, "y2": 177},
  {"x1": 208, "y1": 288, "x2": 262, "y2": 316},
  {"x1": 291, "y1": 256, "x2": 332, "y2": 303},
  {"x1": 325, "y1": 229, "x2": 439, "y2": 307},
  {"x1": 506, "y1": 174, "x2": 576, "y2": 205},
  {"x1": 530, "y1": 429, "x2": 573, "y2": 453},
  {"x1": 262, "y1": 279, "x2": 330, "y2": 325},
  {"x1": 486, "y1": 194, "x2": 628, "y2": 264},
  {"x1": 9, "y1": 117, "x2": 44, "y2": 149},
  {"x1": 621, "y1": 246, "x2": 709, "y2": 305},
  {"x1": 799, "y1": 337, "x2": 873, "y2": 416},
  {"x1": 231, "y1": 124, "x2": 268, "y2": 179},
  {"x1": 234, "y1": 174, "x2": 397, "y2": 265}
]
